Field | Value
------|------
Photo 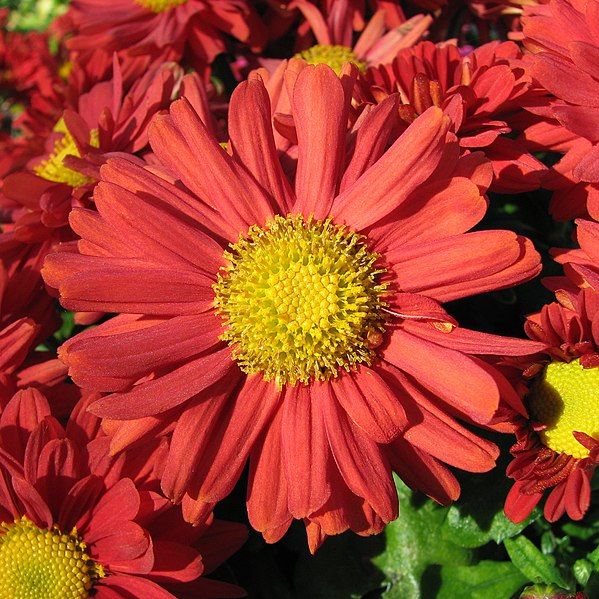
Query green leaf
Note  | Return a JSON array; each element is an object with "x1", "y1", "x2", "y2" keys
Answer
[
  {"x1": 439, "y1": 452, "x2": 536, "y2": 549},
  {"x1": 436, "y1": 560, "x2": 528, "y2": 599},
  {"x1": 442, "y1": 502, "x2": 532, "y2": 549},
  {"x1": 504, "y1": 536, "x2": 569, "y2": 588},
  {"x1": 573, "y1": 559, "x2": 593, "y2": 587},
  {"x1": 373, "y1": 477, "x2": 473, "y2": 598}
]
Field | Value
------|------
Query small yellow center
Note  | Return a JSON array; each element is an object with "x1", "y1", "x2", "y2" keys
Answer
[
  {"x1": 295, "y1": 44, "x2": 366, "y2": 74},
  {"x1": 214, "y1": 214, "x2": 387, "y2": 386},
  {"x1": 33, "y1": 118, "x2": 99, "y2": 187},
  {"x1": 0, "y1": 516, "x2": 106, "y2": 599},
  {"x1": 134, "y1": 0, "x2": 187, "y2": 12},
  {"x1": 528, "y1": 359, "x2": 599, "y2": 459}
]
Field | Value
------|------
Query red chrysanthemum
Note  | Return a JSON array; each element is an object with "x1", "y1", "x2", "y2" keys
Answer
[
  {"x1": 65, "y1": 0, "x2": 267, "y2": 78},
  {"x1": 289, "y1": 0, "x2": 431, "y2": 70},
  {"x1": 551, "y1": 218, "x2": 599, "y2": 289},
  {"x1": 0, "y1": 245, "x2": 76, "y2": 415},
  {"x1": 355, "y1": 39, "x2": 548, "y2": 192},
  {"x1": 0, "y1": 10, "x2": 65, "y2": 178},
  {"x1": 504, "y1": 285, "x2": 599, "y2": 523},
  {"x1": 0, "y1": 59, "x2": 182, "y2": 254},
  {"x1": 43, "y1": 64, "x2": 542, "y2": 551},
  {"x1": 521, "y1": 0, "x2": 599, "y2": 219},
  {"x1": 0, "y1": 388, "x2": 247, "y2": 598}
]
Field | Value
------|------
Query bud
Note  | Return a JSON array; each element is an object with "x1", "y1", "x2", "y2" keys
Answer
[{"x1": 519, "y1": 583, "x2": 588, "y2": 599}]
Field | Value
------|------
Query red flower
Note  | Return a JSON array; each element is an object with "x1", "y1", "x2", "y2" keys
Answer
[
  {"x1": 44, "y1": 64, "x2": 542, "y2": 550},
  {"x1": 504, "y1": 286, "x2": 599, "y2": 523},
  {"x1": 0, "y1": 388, "x2": 247, "y2": 598},
  {"x1": 0, "y1": 246, "x2": 75, "y2": 415},
  {"x1": 356, "y1": 39, "x2": 548, "y2": 192},
  {"x1": 65, "y1": 0, "x2": 267, "y2": 78},
  {"x1": 1, "y1": 59, "x2": 182, "y2": 251},
  {"x1": 290, "y1": 0, "x2": 431, "y2": 70},
  {"x1": 551, "y1": 218, "x2": 599, "y2": 289},
  {"x1": 522, "y1": 0, "x2": 599, "y2": 218}
]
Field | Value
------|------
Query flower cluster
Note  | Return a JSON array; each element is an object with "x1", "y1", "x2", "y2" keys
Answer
[{"x1": 1, "y1": 0, "x2": 598, "y2": 596}]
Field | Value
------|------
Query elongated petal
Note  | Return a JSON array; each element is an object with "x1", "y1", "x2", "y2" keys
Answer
[
  {"x1": 281, "y1": 385, "x2": 331, "y2": 518},
  {"x1": 333, "y1": 367, "x2": 407, "y2": 443},
  {"x1": 383, "y1": 327, "x2": 500, "y2": 423},
  {"x1": 88, "y1": 347, "x2": 236, "y2": 418},
  {"x1": 333, "y1": 107, "x2": 450, "y2": 229},
  {"x1": 247, "y1": 402, "x2": 293, "y2": 538},
  {"x1": 321, "y1": 382, "x2": 397, "y2": 521},
  {"x1": 292, "y1": 64, "x2": 347, "y2": 219},
  {"x1": 229, "y1": 76, "x2": 294, "y2": 212},
  {"x1": 161, "y1": 376, "x2": 239, "y2": 504},
  {"x1": 191, "y1": 375, "x2": 281, "y2": 503}
]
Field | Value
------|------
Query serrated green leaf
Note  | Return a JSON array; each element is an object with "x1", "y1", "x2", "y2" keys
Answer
[
  {"x1": 373, "y1": 477, "x2": 473, "y2": 598},
  {"x1": 442, "y1": 503, "x2": 532, "y2": 549},
  {"x1": 504, "y1": 536, "x2": 569, "y2": 588},
  {"x1": 436, "y1": 560, "x2": 528, "y2": 599}
]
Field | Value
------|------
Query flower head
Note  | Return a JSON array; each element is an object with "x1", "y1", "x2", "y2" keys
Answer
[
  {"x1": 0, "y1": 388, "x2": 247, "y2": 598},
  {"x1": 65, "y1": 0, "x2": 267, "y2": 77},
  {"x1": 44, "y1": 64, "x2": 542, "y2": 550},
  {"x1": 357, "y1": 39, "x2": 547, "y2": 192},
  {"x1": 504, "y1": 286, "x2": 599, "y2": 523}
]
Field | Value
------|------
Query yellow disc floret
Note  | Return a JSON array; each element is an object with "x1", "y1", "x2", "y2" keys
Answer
[
  {"x1": 295, "y1": 44, "x2": 366, "y2": 74},
  {"x1": 0, "y1": 516, "x2": 106, "y2": 599},
  {"x1": 214, "y1": 214, "x2": 387, "y2": 386},
  {"x1": 528, "y1": 359, "x2": 599, "y2": 459},
  {"x1": 34, "y1": 118, "x2": 99, "y2": 188},
  {"x1": 134, "y1": 0, "x2": 187, "y2": 12}
]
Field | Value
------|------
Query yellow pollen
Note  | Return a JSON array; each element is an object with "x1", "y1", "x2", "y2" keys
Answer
[
  {"x1": 33, "y1": 118, "x2": 99, "y2": 187},
  {"x1": 295, "y1": 44, "x2": 366, "y2": 74},
  {"x1": 134, "y1": 0, "x2": 187, "y2": 12},
  {"x1": 0, "y1": 516, "x2": 106, "y2": 599},
  {"x1": 528, "y1": 359, "x2": 599, "y2": 459},
  {"x1": 214, "y1": 214, "x2": 387, "y2": 387}
]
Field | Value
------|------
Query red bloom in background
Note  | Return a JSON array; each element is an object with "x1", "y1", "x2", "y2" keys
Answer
[
  {"x1": 0, "y1": 388, "x2": 247, "y2": 598},
  {"x1": 0, "y1": 59, "x2": 182, "y2": 253},
  {"x1": 504, "y1": 286, "x2": 599, "y2": 523},
  {"x1": 289, "y1": 0, "x2": 431, "y2": 70},
  {"x1": 356, "y1": 40, "x2": 547, "y2": 192},
  {"x1": 522, "y1": 0, "x2": 599, "y2": 219},
  {"x1": 551, "y1": 218, "x2": 599, "y2": 290},
  {"x1": 0, "y1": 10, "x2": 66, "y2": 178},
  {"x1": 44, "y1": 65, "x2": 542, "y2": 551},
  {"x1": 0, "y1": 248, "x2": 77, "y2": 415},
  {"x1": 65, "y1": 0, "x2": 267, "y2": 78}
]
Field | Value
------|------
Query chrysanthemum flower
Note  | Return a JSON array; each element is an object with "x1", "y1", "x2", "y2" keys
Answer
[
  {"x1": 521, "y1": 0, "x2": 599, "y2": 219},
  {"x1": 551, "y1": 218, "x2": 599, "y2": 289},
  {"x1": 504, "y1": 286, "x2": 599, "y2": 523},
  {"x1": 0, "y1": 11, "x2": 65, "y2": 178},
  {"x1": 1, "y1": 60, "x2": 182, "y2": 251},
  {"x1": 290, "y1": 0, "x2": 431, "y2": 71},
  {"x1": 44, "y1": 64, "x2": 542, "y2": 550},
  {"x1": 65, "y1": 0, "x2": 267, "y2": 78},
  {"x1": 0, "y1": 250, "x2": 76, "y2": 415},
  {"x1": 0, "y1": 388, "x2": 247, "y2": 598},
  {"x1": 356, "y1": 39, "x2": 547, "y2": 192}
]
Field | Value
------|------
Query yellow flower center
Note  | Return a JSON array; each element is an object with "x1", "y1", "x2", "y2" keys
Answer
[
  {"x1": 214, "y1": 214, "x2": 387, "y2": 386},
  {"x1": 33, "y1": 118, "x2": 99, "y2": 187},
  {"x1": 0, "y1": 516, "x2": 106, "y2": 599},
  {"x1": 528, "y1": 359, "x2": 599, "y2": 459},
  {"x1": 295, "y1": 44, "x2": 366, "y2": 74},
  {"x1": 134, "y1": 0, "x2": 187, "y2": 12}
]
